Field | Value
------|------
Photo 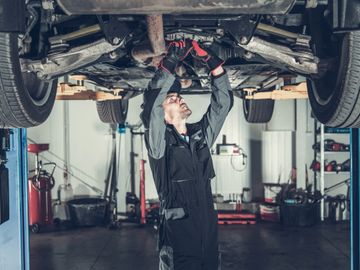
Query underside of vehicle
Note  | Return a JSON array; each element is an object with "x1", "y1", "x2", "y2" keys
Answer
[{"x1": 0, "y1": 0, "x2": 360, "y2": 127}]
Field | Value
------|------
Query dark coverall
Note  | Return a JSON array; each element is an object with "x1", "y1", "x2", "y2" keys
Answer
[{"x1": 141, "y1": 69, "x2": 232, "y2": 270}]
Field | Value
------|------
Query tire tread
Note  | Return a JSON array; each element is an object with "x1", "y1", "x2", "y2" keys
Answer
[
  {"x1": 0, "y1": 32, "x2": 56, "y2": 127},
  {"x1": 243, "y1": 99, "x2": 275, "y2": 123}
]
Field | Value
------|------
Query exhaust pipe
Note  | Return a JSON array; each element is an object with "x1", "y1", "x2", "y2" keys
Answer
[
  {"x1": 146, "y1": 15, "x2": 166, "y2": 56},
  {"x1": 132, "y1": 15, "x2": 166, "y2": 65}
]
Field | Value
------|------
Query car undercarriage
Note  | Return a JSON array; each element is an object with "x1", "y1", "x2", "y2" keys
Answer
[{"x1": 20, "y1": 11, "x2": 318, "y2": 90}]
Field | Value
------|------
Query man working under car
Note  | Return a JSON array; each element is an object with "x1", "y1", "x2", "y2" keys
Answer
[{"x1": 141, "y1": 39, "x2": 233, "y2": 270}]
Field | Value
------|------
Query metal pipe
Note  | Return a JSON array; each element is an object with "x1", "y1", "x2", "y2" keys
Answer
[
  {"x1": 132, "y1": 14, "x2": 166, "y2": 65},
  {"x1": 147, "y1": 15, "x2": 166, "y2": 55},
  {"x1": 237, "y1": 36, "x2": 318, "y2": 74},
  {"x1": 49, "y1": 24, "x2": 101, "y2": 44},
  {"x1": 295, "y1": 0, "x2": 328, "y2": 5},
  {"x1": 257, "y1": 23, "x2": 300, "y2": 40},
  {"x1": 63, "y1": 79, "x2": 71, "y2": 186}
]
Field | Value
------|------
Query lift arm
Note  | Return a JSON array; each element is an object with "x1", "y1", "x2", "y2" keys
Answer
[
  {"x1": 56, "y1": 75, "x2": 124, "y2": 101},
  {"x1": 243, "y1": 81, "x2": 308, "y2": 100}
]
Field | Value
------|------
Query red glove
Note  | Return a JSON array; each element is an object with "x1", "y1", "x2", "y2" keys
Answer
[
  {"x1": 159, "y1": 40, "x2": 193, "y2": 74},
  {"x1": 191, "y1": 40, "x2": 224, "y2": 72}
]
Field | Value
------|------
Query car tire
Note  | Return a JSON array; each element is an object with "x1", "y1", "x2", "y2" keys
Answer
[
  {"x1": 307, "y1": 9, "x2": 360, "y2": 127},
  {"x1": 243, "y1": 99, "x2": 274, "y2": 123},
  {"x1": 96, "y1": 99, "x2": 129, "y2": 124},
  {"x1": 0, "y1": 33, "x2": 57, "y2": 128}
]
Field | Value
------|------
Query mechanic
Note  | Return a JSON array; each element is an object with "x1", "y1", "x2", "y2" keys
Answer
[{"x1": 141, "y1": 39, "x2": 233, "y2": 270}]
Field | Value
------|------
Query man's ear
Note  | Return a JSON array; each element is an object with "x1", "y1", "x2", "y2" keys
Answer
[{"x1": 164, "y1": 111, "x2": 170, "y2": 125}]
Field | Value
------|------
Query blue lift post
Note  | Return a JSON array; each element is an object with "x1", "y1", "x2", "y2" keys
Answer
[
  {"x1": 0, "y1": 129, "x2": 29, "y2": 270},
  {"x1": 351, "y1": 129, "x2": 360, "y2": 270}
]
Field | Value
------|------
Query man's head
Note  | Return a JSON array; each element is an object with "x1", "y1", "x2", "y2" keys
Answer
[{"x1": 163, "y1": 81, "x2": 192, "y2": 124}]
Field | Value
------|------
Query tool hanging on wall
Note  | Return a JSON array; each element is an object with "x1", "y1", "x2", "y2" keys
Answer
[{"x1": 215, "y1": 135, "x2": 248, "y2": 172}]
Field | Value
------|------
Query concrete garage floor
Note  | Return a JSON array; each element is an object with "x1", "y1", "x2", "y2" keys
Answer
[{"x1": 30, "y1": 222, "x2": 350, "y2": 270}]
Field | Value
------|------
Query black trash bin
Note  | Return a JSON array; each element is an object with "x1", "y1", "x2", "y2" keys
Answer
[
  {"x1": 67, "y1": 197, "x2": 108, "y2": 227},
  {"x1": 281, "y1": 202, "x2": 320, "y2": 227}
]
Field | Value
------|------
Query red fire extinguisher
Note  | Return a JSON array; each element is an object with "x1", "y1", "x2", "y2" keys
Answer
[{"x1": 28, "y1": 144, "x2": 56, "y2": 233}]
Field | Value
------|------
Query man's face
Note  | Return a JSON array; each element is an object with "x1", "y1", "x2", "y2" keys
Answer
[{"x1": 163, "y1": 93, "x2": 192, "y2": 123}]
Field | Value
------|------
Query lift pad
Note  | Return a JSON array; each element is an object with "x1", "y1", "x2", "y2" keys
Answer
[
  {"x1": 56, "y1": 83, "x2": 123, "y2": 101},
  {"x1": 244, "y1": 81, "x2": 308, "y2": 100}
]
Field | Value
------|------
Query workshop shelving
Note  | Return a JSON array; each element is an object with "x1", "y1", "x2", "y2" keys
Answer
[{"x1": 313, "y1": 121, "x2": 350, "y2": 220}]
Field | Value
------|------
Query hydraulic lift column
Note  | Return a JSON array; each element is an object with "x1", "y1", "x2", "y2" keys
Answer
[
  {"x1": 351, "y1": 129, "x2": 360, "y2": 270},
  {"x1": 0, "y1": 129, "x2": 29, "y2": 270}
]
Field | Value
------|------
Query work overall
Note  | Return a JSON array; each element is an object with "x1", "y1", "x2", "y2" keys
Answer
[{"x1": 141, "y1": 69, "x2": 232, "y2": 270}]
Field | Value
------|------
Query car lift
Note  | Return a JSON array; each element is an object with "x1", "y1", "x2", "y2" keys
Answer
[
  {"x1": 56, "y1": 75, "x2": 124, "y2": 101},
  {"x1": 241, "y1": 81, "x2": 308, "y2": 100},
  {"x1": 57, "y1": 77, "x2": 308, "y2": 101}
]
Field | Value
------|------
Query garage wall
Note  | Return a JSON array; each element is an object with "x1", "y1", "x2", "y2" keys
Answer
[
  {"x1": 27, "y1": 90, "x2": 316, "y2": 210},
  {"x1": 27, "y1": 100, "x2": 114, "y2": 200},
  {"x1": 264, "y1": 99, "x2": 316, "y2": 189}
]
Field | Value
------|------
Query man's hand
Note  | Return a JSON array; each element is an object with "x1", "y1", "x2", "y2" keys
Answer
[
  {"x1": 191, "y1": 40, "x2": 225, "y2": 75},
  {"x1": 159, "y1": 40, "x2": 193, "y2": 74}
]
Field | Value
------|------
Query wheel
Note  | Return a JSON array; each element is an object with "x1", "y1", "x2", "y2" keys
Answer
[
  {"x1": 0, "y1": 33, "x2": 57, "y2": 127},
  {"x1": 30, "y1": 223, "x2": 40, "y2": 233},
  {"x1": 243, "y1": 99, "x2": 275, "y2": 123},
  {"x1": 307, "y1": 9, "x2": 360, "y2": 127},
  {"x1": 96, "y1": 99, "x2": 129, "y2": 124}
]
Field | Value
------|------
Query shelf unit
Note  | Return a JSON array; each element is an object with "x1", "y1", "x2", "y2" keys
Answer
[{"x1": 314, "y1": 122, "x2": 350, "y2": 220}]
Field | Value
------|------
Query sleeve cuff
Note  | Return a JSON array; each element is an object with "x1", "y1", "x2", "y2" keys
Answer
[{"x1": 211, "y1": 70, "x2": 226, "y2": 79}]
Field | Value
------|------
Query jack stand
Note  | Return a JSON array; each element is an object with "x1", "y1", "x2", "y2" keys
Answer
[
  {"x1": 125, "y1": 123, "x2": 147, "y2": 226},
  {"x1": 130, "y1": 127, "x2": 146, "y2": 226},
  {"x1": 103, "y1": 125, "x2": 121, "y2": 230}
]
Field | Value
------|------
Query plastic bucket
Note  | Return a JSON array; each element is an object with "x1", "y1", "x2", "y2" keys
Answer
[
  {"x1": 67, "y1": 198, "x2": 108, "y2": 227},
  {"x1": 260, "y1": 204, "x2": 280, "y2": 222},
  {"x1": 264, "y1": 184, "x2": 282, "y2": 204}
]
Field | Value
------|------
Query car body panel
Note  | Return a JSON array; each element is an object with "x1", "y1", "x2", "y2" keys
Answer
[{"x1": 55, "y1": 0, "x2": 296, "y2": 15}]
